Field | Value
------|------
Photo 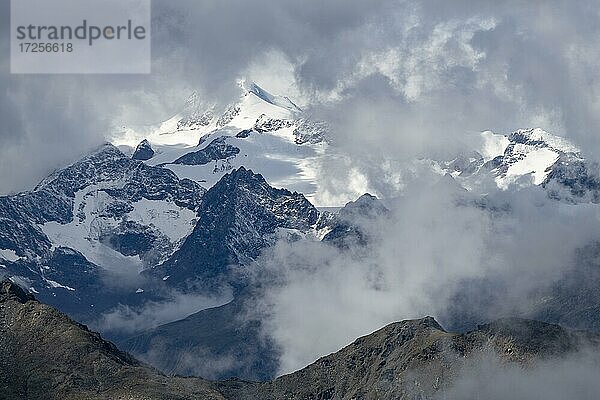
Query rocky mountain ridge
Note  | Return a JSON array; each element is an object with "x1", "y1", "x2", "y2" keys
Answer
[
  {"x1": 0, "y1": 144, "x2": 205, "y2": 320},
  {"x1": 446, "y1": 128, "x2": 600, "y2": 203},
  {"x1": 2, "y1": 280, "x2": 598, "y2": 400}
]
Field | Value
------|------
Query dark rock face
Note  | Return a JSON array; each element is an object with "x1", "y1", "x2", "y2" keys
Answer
[
  {"x1": 178, "y1": 110, "x2": 214, "y2": 131},
  {"x1": 0, "y1": 280, "x2": 34, "y2": 303},
  {"x1": 0, "y1": 144, "x2": 206, "y2": 321},
  {"x1": 0, "y1": 189, "x2": 68, "y2": 259},
  {"x1": 100, "y1": 167, "x2": 204, "y2": 210},
  {"x1": 151, "y1": 167, "x2": 319, "y2": 290},
  {"x1": 31, "y1": 144, "x2": 204, "y2": 216},
  {"x1": 132, "y1": 139, "x2": 155, "y2": 161},
  {"x1": 0, "y1": 281, "x2": 225, "y2": 400},
  {"x1": 253, "y1": 114, "x2": 294, "y2": 133},
  {"x1": 173, "y1": 136, "x2": 240, "y2": 166},
  {"x1": 543, "y1": 154, "x2": 600, "y2": 202},
  {"x1": 323, "y1": 193, "x2": 388, "y2": 248},
  {"x1": 122, "y1": 298, "x2": 279, "y2": 381},
  {"x1": 236, "y1": 129, "x2": 253, "y2": 138},
  {"x1": 99, "y1": 220, "x2": 170, "y2": 262}
]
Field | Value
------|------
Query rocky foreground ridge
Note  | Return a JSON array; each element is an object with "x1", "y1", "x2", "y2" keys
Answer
[{"x1": 2, "y1": 280, "x2": 598, "y2": 400}]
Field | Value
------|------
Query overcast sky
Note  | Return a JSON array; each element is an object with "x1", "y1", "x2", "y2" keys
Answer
[{"x1": 2, "y1": 0, "x2": 600, "y2": 195}]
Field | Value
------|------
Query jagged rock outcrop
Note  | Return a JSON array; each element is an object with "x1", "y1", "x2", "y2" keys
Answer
[
  {"x1": 253, "y1": 114, "x2": 294, "y2": 133},
  {"x1": 151, "y1": 167, "x2": 319, "y2": 290},
  {"x1": 173, "y1": 136, "x2": 240, "y2": 166},
  {"x1": 216, "y1": 105, "x2": 241, "y2": 127},
  {"x1": 322, "y1": 193, "x2": 388, "y2": 248},
  {"x1": 0, "y1": 144, "x2": 206, "y2": 320},
  {"x1": 132, "y1": 139, "x2": 155, "y2": 161}
]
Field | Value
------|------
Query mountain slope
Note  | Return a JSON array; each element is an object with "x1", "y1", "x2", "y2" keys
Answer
[
  {"x1": 2, "y1": 280, "x2": 599, "y2": 400},
  {"x1": 322, "y1": 193, "x2": 388, "y2": 248},
  {"x1": 114, "y1": 81, "x2": 329, "y2": 204},
  {"x1": 530, "y1": 241, "x2": 600, "y2": 332},
  {"x1": 0, "y1": 144, "x2": 205, "y2": 320},
  {"x1": 122, "y1": 298, "x2": 279, "y2": 380},
  {"x1": 120, "y1": 192, "x2": 391, "y2": 381},
  {"x1": 0, "y1": 281, "x2": 225, "y2": 400},
  {"x1": 448, "y1": 128, "x2": 600, "y2": 203},
  {"x1": 150, "y1": 167, "x2": 319, "y2": 291},
  {"x1": 219, "y1": 317, "x2": 600, "y2": 400}
]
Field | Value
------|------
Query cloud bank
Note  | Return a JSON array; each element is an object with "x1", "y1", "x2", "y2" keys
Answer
[
  {"x1": 439, "y1": 351, "x2": 600, "y2": 400},
  {"x1": 248, "y1": 178, "x2": 600, "y2": 374}
]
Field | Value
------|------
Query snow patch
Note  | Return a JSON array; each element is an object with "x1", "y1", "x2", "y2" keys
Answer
[
  {"x1": 496, "y1": 147, "x2": 559, "y2": 189},
  {"x1": 42, "y1": 185, "x2": 143, "y2": 273},
  {"x1": 0, "y1": 249, "x2": 21, "y2": 262},
  {"x1": 157, "y1": 130, "x2": 325, "y2": 203},
  {"x1": 128, "y1": 199, "x2": 197, "y2": 243},
  {"x1": 45, "y1": 278, "x2": 75, "y2": 291}
]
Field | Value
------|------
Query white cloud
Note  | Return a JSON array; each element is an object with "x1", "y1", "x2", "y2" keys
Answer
[
  {"x1": 249, "y1": 179, "x2": 600, "y2": 374},
  {"x1": 440, "y1": 351, "x2": 600, "y2": 400}
]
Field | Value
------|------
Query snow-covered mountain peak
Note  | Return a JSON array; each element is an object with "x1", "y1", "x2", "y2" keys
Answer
[
  {"x1": 240, "y1": 80, "x2": 303, "y2": 114},
  {"x1": 150, "y1": 166, "x2": 319, "y2": 289},
  {"x1": 490, "y1": 128, "x2": 582, "y2": 189},
  {"x1": 508, "y1": 128, "x2": 580, "y2": 155},
  {"x1": 443, "y1": 128, "x2": 597, "y2": 200},
  {"x1": 113, "y1": 81, "x2": 306, "y2": 149},
  {"x1": 34, "y1": 143, "x2": 125, "y2": 194},
  {"x1": 111, "y1": 81, "x2": 330, "y2": 205}
]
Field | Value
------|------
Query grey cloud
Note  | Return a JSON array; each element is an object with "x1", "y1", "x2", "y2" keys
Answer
[
  {"x1": 136, "y1": 338, "x2": 240, "y2": 380},
  {"x1": 247, "y1": 179, "x2": 600, "y2": 374},
  {"x1": 0, "y1": 0, "x2": 397, "y2": 193},
  {"x1": 298, "y1": 0, "x2": 600, "y2": 195},
  {"x1": 439, "y1": 351, "x2": 600, "y2": 400}
]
